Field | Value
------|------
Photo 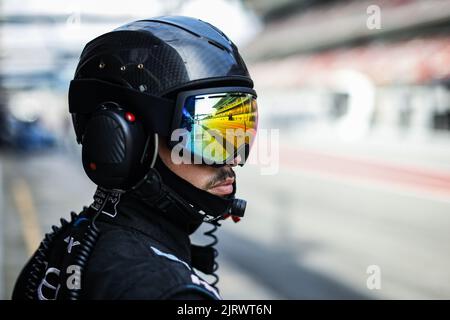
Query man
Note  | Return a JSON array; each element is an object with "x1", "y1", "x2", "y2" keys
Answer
[{"x1": 12, "y1": 16, "x2": 258, "y2": 300}]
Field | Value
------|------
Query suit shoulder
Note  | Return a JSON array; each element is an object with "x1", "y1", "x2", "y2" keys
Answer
[{"x1": 83, "y1": 225, "x2": 219, "y2": 299}]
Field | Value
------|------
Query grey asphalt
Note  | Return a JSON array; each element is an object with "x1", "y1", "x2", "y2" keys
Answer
[
  {"x1": 1, "y1": 144, "x2": 450, "y2": 299},
  {"x1": 224, "y1": 164, "x2": 450, "y2": 299}
]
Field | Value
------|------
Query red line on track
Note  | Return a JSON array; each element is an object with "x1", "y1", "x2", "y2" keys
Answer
[{"x1": 278, "y1": 146, "x2": 450, "y2": 196}]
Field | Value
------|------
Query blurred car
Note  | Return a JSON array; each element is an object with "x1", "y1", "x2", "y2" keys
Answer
[{"x1": 9, "y1": 116, "x2": 56, "y2": 151}]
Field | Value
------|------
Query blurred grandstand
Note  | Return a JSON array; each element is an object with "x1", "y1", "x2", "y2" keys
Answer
[{"x1": 243, "y1": 0, "x2": 450, "y2": 144}]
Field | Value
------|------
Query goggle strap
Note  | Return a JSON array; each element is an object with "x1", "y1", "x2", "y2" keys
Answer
[{"x1": 69, "y1": 78, "x2": 174, "y2": 136}]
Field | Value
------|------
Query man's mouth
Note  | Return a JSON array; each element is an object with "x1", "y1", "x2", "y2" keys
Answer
[{"x1": 208, "y1": 177, "x2": 235, "y2": 196}]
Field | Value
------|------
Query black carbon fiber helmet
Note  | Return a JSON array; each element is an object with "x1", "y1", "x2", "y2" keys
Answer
[
  {"x1": 70, "y1": 15, "x2": 254, "y2": 144},
  {"x1": 73, "y1": 16, "x2": 252, "y2": 97}
]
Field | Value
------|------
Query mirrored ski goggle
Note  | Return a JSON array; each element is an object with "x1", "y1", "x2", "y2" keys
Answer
[{"x1": 171, "y1": 87, "x2": 258, "y2": 165}]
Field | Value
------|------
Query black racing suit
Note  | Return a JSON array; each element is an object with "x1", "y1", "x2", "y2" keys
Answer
[
  {"x1": 84, "y1": 195, "x2": 220, "y2": 299},
  {"x1": 12, "y1": 192, "x2": 221, "y2": 300}
]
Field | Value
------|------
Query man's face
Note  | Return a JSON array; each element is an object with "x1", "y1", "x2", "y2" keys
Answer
[{"x1": 158, "y1": 138, "x2": 240, "y2": 197}]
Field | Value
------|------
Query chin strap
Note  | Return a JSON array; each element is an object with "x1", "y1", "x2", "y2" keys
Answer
[{"x1": 130, "y1": 167, "x2": 246, "y2": 223}]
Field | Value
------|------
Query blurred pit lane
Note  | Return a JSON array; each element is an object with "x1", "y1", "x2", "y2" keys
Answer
[{"x1": 2, "y1": 0, "x2": 450, "y2": 300}]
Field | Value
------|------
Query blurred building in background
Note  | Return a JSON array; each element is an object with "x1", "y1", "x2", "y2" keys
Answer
[
  {"x1": 1, "y1": 0, "x2": 450, "y2": 300},
  {"x1": 244, "y1": 0, "x2": 450, "y2": 144}
]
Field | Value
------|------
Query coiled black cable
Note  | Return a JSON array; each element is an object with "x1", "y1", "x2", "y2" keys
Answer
[
  {"x1": 66, "y1": 196, "x2": 107, "y2": 300},
  {"x1": 65, "y1": 225, "x2": 99, "y2": 300},
  {"x1": 22, "y1": 212, "x2": 77, "y2": 300},
  {"x1": 23, "y1": 232, "x2": 54, "y2": 299},
  {"x1": 19, "y1": 201, "x2": 105, "y2": 300},
  {"x1": 203, "y1": 221, "x2": 220, "y2": 289}
]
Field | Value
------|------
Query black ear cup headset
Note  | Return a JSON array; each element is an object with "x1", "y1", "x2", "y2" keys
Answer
[{"x1": 81, "y1": 101, "x2": 156, "y2": 190}]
